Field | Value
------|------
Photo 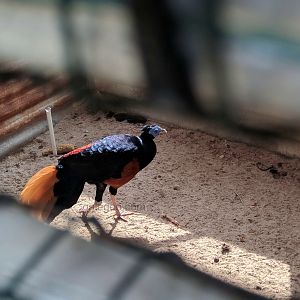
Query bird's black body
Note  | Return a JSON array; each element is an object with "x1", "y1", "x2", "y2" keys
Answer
[{"x1": 48, "y1": 127, "x2": 159, "y2": 222}]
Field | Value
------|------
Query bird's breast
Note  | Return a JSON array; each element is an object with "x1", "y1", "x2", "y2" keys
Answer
[{"x1": 104, "y1": 158, "x2": 140, "y2": 189}]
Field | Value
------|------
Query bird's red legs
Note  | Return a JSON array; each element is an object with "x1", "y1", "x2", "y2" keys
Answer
[
  {"x1": 79, "y1": 201, "x2": 101, "y2": 216},
  {"x1": 110, "y1": 195, "x2": 139, "y2": 222},
  {"x1": 80, "y1": 183, "x2": 106, "y2": 217}
]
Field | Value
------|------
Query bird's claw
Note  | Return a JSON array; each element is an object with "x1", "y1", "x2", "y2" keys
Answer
[
  {"x1": 79, "y1": 203, "x2": 99, "y2": 217},
  {"x1": 114, "y1": 211, "x2": 140, "y2": 222},
  {"x1": 115, "y1": 214, "x2": 128, "y2": 222},
  {"x1": 79, "y1": 207, "x2": 91, "y2": 217}
]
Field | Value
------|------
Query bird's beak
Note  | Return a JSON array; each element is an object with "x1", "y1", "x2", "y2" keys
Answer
[{"x1": 161, "y1": 128, "x2": 167, "y2": 133}]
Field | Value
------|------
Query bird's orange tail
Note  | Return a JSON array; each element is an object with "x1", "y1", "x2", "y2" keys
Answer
[{"x1": 20, "y1": 165, "x2": 58, "y2": 221}]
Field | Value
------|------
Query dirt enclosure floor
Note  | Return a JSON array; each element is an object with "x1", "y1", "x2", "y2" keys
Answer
[{"x1": 1, "y1": 104, "x2": 300, "y2": 299}]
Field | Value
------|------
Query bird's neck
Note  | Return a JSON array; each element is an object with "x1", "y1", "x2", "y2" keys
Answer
[
  {"x1": 140, "y1": 132, "x2": 155, "y2": 141},
  {"x1": 138, "y1": 132, "x2": 156, "y2": 169}
]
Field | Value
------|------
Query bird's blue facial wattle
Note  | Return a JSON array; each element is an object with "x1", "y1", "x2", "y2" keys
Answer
[
  {"x1": 149, "y1": 126, "x2": 162, "y2": 137},
  {"x1": 142, "y1": 124, "x2": 167, "y2": 138}
]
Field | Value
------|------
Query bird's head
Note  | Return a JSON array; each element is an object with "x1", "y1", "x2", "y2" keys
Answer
[{"x1": 141, "y1": 124, "x2": 167, "y2": 138}]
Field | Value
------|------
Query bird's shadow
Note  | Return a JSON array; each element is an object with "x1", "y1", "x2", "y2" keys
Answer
[
  {"x1": 81, "y1": 215, "x2": 108, "y2": 242},
  {"x1": 81, "y1": 215, "x2": 149, "y2": 247}
]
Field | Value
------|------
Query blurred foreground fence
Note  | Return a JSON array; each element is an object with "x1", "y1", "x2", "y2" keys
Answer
[
  {"x1": 0, "y1": 194, "x2": 266, "y2": 300},
  {"x1": 0, "y1": 0, "x2": 300, "y2": 156}
]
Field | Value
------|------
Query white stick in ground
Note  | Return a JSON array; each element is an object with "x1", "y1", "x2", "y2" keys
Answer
[{"x1": 45, "y1": 106, "x2": 57, "y2": 156}]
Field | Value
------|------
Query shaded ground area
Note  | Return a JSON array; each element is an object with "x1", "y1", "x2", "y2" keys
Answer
[{"x1": 1, "y1": 104, "x2": 299, "y2": 299}]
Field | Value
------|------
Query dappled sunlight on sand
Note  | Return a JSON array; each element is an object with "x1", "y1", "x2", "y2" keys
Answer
[{"x1": 52, "y1": 194, "x2": 292, "y2": 300}]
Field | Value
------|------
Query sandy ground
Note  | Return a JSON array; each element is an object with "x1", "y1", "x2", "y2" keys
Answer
[{"x1": 1, "y1": 104, "x2": 300, "y2": 300}]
